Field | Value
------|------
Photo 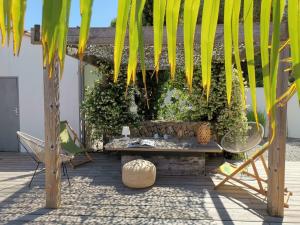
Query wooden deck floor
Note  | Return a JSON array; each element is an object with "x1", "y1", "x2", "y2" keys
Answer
[{"x1": 0, "y1": 152, "x2": 300, "y2": 225}]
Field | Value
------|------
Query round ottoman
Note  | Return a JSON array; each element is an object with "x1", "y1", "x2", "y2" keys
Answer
[{"x1": 122, "y1": 159, "x2": 156, "y2": 188}]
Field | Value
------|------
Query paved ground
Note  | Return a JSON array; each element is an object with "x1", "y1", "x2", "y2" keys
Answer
[
  {"x1": 0, "y1": 153, "x2": 300, "y2": 224},
  {"x1": 286, "y1": 139, "x2": 300, "y2": 161}
]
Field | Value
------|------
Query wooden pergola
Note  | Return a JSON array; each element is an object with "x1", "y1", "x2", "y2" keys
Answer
[{"x1": 31, "y1": 21, "x2": 289, "y2": 217}]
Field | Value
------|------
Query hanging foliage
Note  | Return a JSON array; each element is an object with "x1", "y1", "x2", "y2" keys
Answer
[
  {"x1": 231, "y1": 0, "x2": 245, "y2": 107},
  {"x1": 200, "y1": 0, "x2": 220, "y2": 99},
  {"x1": 78, "y1": 0, "x2": 93, "y2": 61},
  {"x1": 3, "y1": 0, "x2": 300, "y2": 140},
  {"x1": 153, "y1": 0, "x2": 167, "y2": 76},
  {"x1": 114, "y1": 0, "x2": 131, "y2": 82},
  {"x1": 224, "y1": 0, "x2": 234, "y2": 105},
  {"x1": 166, "y1": 0, "x2": 181, "y2": 79},
  {"x1": 127, "y1": 0, "x2": 146, "y2": 85},
  {"x1": 183, "y1": 0, "x2": 201, "y2": 90},
  {"x1": 0, "y1": 0, "x2": 25, "y2": 53},
  {"x1": 260, "y1": 0, "x2": 272, "y2": 115},
  {"x1": 288, "y1": 0, "x2": 300, "y2": 102},
  {"x1": 244, "y1": 0, "x2": 258, "y2": 124},
  {"x1": 269, "y1": 0, "x2": 286, "y2": 132}
]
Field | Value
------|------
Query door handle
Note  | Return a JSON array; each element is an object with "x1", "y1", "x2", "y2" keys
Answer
[{"x1": 12, "y1": 107, "x2": 19, "y2": 116}]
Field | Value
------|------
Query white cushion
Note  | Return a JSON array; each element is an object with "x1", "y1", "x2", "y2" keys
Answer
[{"x1": 122, "y1": 159, "x2": 156, "y2": 188}]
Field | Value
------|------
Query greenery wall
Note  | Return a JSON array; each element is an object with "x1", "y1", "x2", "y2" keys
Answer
[
  {"x1": 81, "y1": 64, "x2": 139, "y2": 142},
  {"x1": 157, "y1": 63, "x2": 248, "y2": 140},
  {"x1": 81, "y1": 54, "x2": 248, "y2": 144}
]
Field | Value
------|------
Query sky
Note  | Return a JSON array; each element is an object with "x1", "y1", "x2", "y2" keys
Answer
[{"x1": 25, "y1": 0, "x2": 118, "y2": 30}]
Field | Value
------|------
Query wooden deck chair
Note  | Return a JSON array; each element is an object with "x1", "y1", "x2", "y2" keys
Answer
[
  {"x1": 60, "y1": 121, "x2": 92, "y2": 168},
  {"x1": 215, "y1": 123, "x2": 292, "y2": 207}
]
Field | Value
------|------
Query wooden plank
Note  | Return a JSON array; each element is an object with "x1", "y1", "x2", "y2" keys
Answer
[
  {"x1": 1, "y1": 153, "x2": 300, "y2": 224},
  {"x1": 267, "y1": 44, "x2": 289, "y2": 216},
  {"x1": 43, "y1": 58, "x2": 61, "y2": 209}
]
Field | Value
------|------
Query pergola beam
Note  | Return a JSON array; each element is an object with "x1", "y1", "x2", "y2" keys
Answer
[
  {"x1": 267, "y1": 43, "x2": 289, "y2": 217},
  {"x1": 31, "y1": 22, "x2": 289, "y2": 215},
  {"x1": 32, "y1": 23, "x2": 288, "y2": 46},
  {"x1": 43, "y1": 59, "x2": 61, "y2": 208}
]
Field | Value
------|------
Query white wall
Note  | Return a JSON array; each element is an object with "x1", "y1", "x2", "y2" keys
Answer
[
  {"x1": 246, "y1": 88, "x2": 300, "y2": 138},
  {"x1": 0, "y1": 36, "x2": 80, "y2": 151}
]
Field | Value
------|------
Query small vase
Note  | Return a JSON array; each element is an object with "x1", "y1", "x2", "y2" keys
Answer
[{"x1": 197, "y1": 123, "x2": 211, "y2": 144}]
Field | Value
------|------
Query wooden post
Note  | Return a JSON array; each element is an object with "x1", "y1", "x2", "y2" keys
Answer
[
  {"x1": 44, "y1": 58, "x2": 61, "y2": 209},
  {"x1": 267, "y1": 46, "x2": 289, "y2": 217}
]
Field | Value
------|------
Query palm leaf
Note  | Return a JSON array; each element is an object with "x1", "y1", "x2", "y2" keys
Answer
[
  {"x1": 137, "y1": 0, "x2": 147, "y2": 90},
  {"x1": 5, "y1": 0, "x2": 12, "y2": 45},
  {"x1": 0, "y1": 0, "x2": 6, "y2": 46},
  {"x1": 269, "y1": 0, "x2": 286, "y2": 131},
  {"x1": 78, "y1": 0, "x2": 93, "y2": 60},
  {"x1": 201, "y1": 0, "x2": 220, "y2": 98},
  {"x1": 224, "y1": 0, "x2": 234, "y2": 105},
  {"x1": 127, "y1": 0, "x2": 146, "y2": 85},
  {"x1": 58, "y1": 0, "x2": 71, "y2": 77},
  {"x1": 44, "y1": 0, "x2": 62, "y2": 77},
  {"x1": 260, "y1": 0, "x2": 272, "y2": 116},
  {"x1": 184, "y1": 0, "x2": 201, "y2": 90},
  {"x1": 166, "y1": 0, "x2": 181, "y2": 79},
  {"x1": 244, "y1": 0, "x2": 258, "y2": 124},
  {"x1": 231, "y1": 0, "x2": 245, "y2": 107},
  {"x1": 127, "y1": 0, "x2": 138, "y2": 85},
  {"x1": 11, "y1": 0, "x2": 26, "y2": 56},
  {"x1": 153, "y1": 0, "x2": 167, "y2": 75},
  {"x1": 114, "y1": 0, "x2": 131, "y2": 82},
  {"x1": 288, "y1": 0, "x2": 300, "y2": 103}
]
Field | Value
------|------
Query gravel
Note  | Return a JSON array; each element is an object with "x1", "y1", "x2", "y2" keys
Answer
[{"x1": 285, "y1": 139, "x2": 300, "y2": 161}]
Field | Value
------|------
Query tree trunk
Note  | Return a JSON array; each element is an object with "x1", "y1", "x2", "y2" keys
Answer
[
  {"x1": 44, "y1": 59, "x2": 61, "y2": 209},
  {"x1": 267, "y1": 46, "x2": 289, "y2": 217}
]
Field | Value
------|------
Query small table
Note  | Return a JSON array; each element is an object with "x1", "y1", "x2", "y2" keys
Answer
[{"x1": 104, "y1": 138, "x2": 223, "y2": 175}]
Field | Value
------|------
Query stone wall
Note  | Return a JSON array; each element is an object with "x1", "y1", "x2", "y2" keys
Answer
[{"x1": 130, "y1": 121, "x2": 215, "y2": 140}]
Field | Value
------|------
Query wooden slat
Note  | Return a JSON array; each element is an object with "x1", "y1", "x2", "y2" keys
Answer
[{"x1": 1, "y1": 153, "x2": 300, "y2": 224}]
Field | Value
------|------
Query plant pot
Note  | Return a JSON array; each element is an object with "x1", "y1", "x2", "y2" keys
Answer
[{"x1": 197, "y1": 123, "x2": 211, "y2": 144}]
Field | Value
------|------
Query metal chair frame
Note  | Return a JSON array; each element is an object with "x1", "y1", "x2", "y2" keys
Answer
[{"x1": 17, "y1": 132, "x2": 70, "y2": 187}]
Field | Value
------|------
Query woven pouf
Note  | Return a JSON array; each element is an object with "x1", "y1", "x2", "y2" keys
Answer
[{"x1": 122, "y1": 159, "x2": 156, "y2": 188}]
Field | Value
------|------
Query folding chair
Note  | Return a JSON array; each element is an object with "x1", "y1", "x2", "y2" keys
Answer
[
  {"x1": 215, "y1": 122, "x2": 292, "y2": 207},
  {"x1": 17, "y1": 131, "x2": 71, "y2": 187},
  {"x1": 60, "y1": 121, "x2": 92, "y2": 168}
]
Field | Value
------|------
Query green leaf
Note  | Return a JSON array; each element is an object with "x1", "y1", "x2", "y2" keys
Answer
[
  {"x1": 166, "y1": 0, "x2": 181, "y2": 79},
  {"x1": 1, "y1": 0, "x2": 12, "y2": 46},
  {"x1": 201, "y1": 0, "x2": 220, "y2": 98},
  {"x1": 269, "y1": 0, "x2": 285, "y2": 131},
  {"x1": 153, "y1": 0, "x2": 167, "y2": 75},
  {"x1": 288, "y1": 0, "x2": 300, "y2": 104},
  {"x1": 78, "y1": 0, "x2": 93, "y2": 60},
  {"x1": 232, "y1": 0, "x2": 245, "y2": 107},
  {"x1": 0, "y1": 0, "x2": 6, "y2": 46},
  {"x1": 260, "y1": 0, "x2": 272, "y2": 116},
  {"x1": 244, "y1": 0, "x2": 258, "y2": 124},
  {"x1": 224, "y1": 0, "x2": 234, "y2": 105},
  {"x1": 184, "y1": 0, "x2": 201, "y2": 90},
  {"x1": 11, "y1": 0, "x2": 26, "y2": 55},
  {"x1": 114, "y1": 0, "x2": 131, "y2": 82},
  {"x1": 42, "y1": 0, "x2": 62, "y2": 77},
  {"x1": 58, "y1": 0, "x2": 71, "y2": 77},
  {"x1": 137, "y1": 0, "x2": 147, "y2": 89},
  {"x1": 127, "y1": 0, "x2": 146, "y2": 85}
]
